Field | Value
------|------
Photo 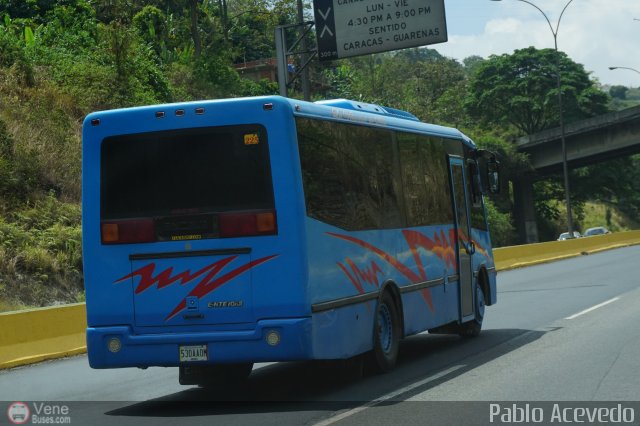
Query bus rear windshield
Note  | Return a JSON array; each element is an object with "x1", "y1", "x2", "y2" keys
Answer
[{"x1": 101, "y1": 124, "x2": 274, "y2": 222}]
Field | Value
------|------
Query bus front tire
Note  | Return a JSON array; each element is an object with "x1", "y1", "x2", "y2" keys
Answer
[{"x1": 369, "y1": 291, "x2": 401, "y2": 373}]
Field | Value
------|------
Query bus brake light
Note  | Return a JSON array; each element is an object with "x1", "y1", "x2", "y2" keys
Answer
[
  {"x1": 219, "y1": 211, "x2": 277, "y2": 238},
  {"x1": 101, "y1": 219, "x2": 155, "y2": 244}
]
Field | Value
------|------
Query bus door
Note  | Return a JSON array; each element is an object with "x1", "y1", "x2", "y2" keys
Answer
[{"x1": 448, "y1": 157, "x2": 475, "y2": 321}]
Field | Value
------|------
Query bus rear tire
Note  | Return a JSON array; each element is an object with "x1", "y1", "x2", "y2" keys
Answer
[
  {"x1": 369, "y1": 291, "x2": 400, "y2": 373},
  {"x1": 459, "y1": 283, "x2": 485, "y2": 338}
]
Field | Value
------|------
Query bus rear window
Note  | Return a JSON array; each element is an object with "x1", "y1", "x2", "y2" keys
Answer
[{"x1": 100, "y1": 124, "x2": 274, "y2": 242}]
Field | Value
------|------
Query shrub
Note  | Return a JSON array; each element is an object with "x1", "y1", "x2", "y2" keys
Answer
[
  {"x1": 0, "y1": 194, "x2": 82, "y2": 307},
  {"x1": 485, "y1": 198, "x2": 516, "y2": 247}
]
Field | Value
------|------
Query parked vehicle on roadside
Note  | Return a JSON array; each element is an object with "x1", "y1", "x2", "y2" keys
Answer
[
  {"x1": 583, "y1": 226, "x2": 610, "y2": 237},
  {"x1": 557, "y1": 231, "x2": 582, "y2": 241}
]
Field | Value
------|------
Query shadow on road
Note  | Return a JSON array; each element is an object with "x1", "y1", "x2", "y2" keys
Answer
[{"x1": 105, "y1": 327, "x2": 549, "y2": 420}]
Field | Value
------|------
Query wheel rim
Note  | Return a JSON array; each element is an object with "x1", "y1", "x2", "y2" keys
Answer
[
  {"x1": 476, "y1": 286, "x2": 485, "y2": 320},
  {"x1": 378, "y1": 303, "x2": 393, "y2": 354}
]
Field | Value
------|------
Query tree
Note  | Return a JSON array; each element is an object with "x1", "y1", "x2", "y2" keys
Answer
[
  {"x1": 38, "y1": 1, "x2": 98, "y2": 48},
  {"x1": 484, "y1": 198, "x2": 516, "y2": 247},
  {"x1": 465, "y1": 47, "x2": 609, "y2": 135},
  {"x1": 571, "y1": 156, "x2": 640, "y2": 219},
  {"x1": 328, "y1": 50, "x2": 468, "y2": 121},
  {"x1": 188, "y1": 0, "x2": 201, "y2": 57},
  {"x1": 0, "y1": 0, "x2": 57, "y2": 21},
  {"x1": 462, "y1": 55, "x2": 484, "y2": 76},
  {"x1": 393, "y1": 47, "x2": 443, "y2": 62},
  {"x1": 132, "y1": 6, "x2": 168, "y2": 54},
  {"x1": 225, "y1": 0, "x2": 296, "y2": 62},
  {"x1": 609, "y1": 85, "x2": 628, "y2": 100},
  {"x1": 0, "y1": 20, "x2": 35, "y2": 86},
  {"x1": 404, "y1": 56, "x2": 467, "y2": 122}
]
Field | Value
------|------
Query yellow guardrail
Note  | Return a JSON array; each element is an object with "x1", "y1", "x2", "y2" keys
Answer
[
  {"x1": 493, "y1": 230, "x2": 640, "y2": 271},
  {"x1": 1, "y1": 230, "x2": 640, "y2": 369},
  {"x1": 0, "y1": 303, "x2": 87, "y2": 369}
]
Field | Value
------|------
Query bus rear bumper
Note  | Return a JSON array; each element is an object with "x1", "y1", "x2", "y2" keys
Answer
[{"x1": 87, "y1": 318, "x2": 312, "y2": 369}]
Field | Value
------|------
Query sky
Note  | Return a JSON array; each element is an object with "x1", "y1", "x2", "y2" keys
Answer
[{"x1": 431, "y1": 0, "x2": 640, "y2": 88}]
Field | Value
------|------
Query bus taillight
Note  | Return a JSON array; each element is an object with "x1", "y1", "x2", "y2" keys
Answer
[
  {"x1": 219, "y1": 210, "x2": 277, "y2": 238},
  {"x1": 101, "y1": 219, "x2": 155, "y2": 244}
]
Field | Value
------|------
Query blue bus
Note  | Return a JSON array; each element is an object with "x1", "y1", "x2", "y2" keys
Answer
[{"x1": 82, "y1": 96, "x2": 499, "y2": 385}]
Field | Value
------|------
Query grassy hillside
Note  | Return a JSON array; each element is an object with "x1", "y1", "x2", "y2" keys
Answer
[
  {"x1": 581, "y1": 202, "x2": 640, "y2": 232},
  {"x1": 0, "y1": 194, "x2": 82, "y2": 312},
  {"x1": 0, "y1": 62, "x2": 84, "y2": 312}
]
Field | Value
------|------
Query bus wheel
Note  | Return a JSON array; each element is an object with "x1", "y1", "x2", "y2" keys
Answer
[
  {"x1": 459, "y1": 283, "x2": 485, "y2": 338},
  {"x1": 370, "y1": 291, "x2": 400, "y2": 373}
]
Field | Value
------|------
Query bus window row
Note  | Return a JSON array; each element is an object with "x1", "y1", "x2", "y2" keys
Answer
[{"x1": 296, "y1": 117, "x2": 487, "y2": 232}]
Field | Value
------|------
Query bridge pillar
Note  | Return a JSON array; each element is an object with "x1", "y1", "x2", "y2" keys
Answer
[{"x1": 513, "y1": 176, "x2": 539, "y2": 244}]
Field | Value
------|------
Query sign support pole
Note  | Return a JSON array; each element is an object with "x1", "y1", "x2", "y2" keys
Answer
[
  {"x1": 275, "y1": 26, "x2": 288, "y2": 97},
  {"x1": 297, "y1": 0, "x2": 311, "y2": 101},
  {"x1": 274, "y1": 22, "x2": 317, "y2": 99}
]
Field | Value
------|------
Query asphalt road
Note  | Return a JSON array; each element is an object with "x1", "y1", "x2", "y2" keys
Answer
[{"x1": 2, "y1": 246, "x2": 640, "y2": 425}]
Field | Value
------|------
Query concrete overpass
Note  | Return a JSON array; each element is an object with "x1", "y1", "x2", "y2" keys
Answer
[{"x1": 512, "y1": 105, "x2": 640, "y2": 243}]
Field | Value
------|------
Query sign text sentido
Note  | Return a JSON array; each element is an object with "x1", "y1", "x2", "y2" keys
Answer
[{"x1": 313, "y1": 0, "x2": 447, "y2": 61}]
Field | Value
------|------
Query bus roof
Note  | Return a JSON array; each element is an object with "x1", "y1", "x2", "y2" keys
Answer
[
  {"x1": 315, "y1": 99, "x2": 421, "y2": 121},
  {"x1": 287, "y1": 97, "x2": 476, "y2": 149},
  {"x1": 83, "y1": 96, "x2": 476, "y2": 149}
]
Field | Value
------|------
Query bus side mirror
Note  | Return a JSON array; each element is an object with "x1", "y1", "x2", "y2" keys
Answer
[{"x1": 487, "y1": 158, "x2": 500, "y2": 194}]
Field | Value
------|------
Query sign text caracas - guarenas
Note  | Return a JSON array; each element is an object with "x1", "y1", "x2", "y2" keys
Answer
[{"x1": 313, "y1": 0, "x2": 447, "y2": 60}]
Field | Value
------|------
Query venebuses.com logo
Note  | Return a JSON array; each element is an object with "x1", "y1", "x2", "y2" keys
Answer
[
  {"x1": 7, "y1": 402, "x2": 30, "y2": 425},
  {"x1": 6, "y1": 401, "x2": 71, "y2": 424}
]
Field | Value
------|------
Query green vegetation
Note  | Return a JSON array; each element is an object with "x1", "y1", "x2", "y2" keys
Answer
[
  {"x1": 0, "y1": 0, "x2": 638, "y2": 309},
  {"x1": 582, "y1": 201, "x2": 640, "y2": 232},
  {"x1": 0, "y1": 193, "x2": 82, "y2": 309},
  {"x1": 608, "y1": 85, "x2": 640, "y2": 110},
  {"x1": 466, "y1": 47, "x2": 609, "y2": 134}
]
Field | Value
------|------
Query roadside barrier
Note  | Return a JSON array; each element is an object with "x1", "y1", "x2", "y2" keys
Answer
[
  {"x1": 493, "y1": 230, "x2": 640, "y2": 271},
  {"x1": 0, "y1": 303, "x2": 86, "y2": 369},
  {"x1": 2, "y1": 230, "x2": 640, "y2": 369}
]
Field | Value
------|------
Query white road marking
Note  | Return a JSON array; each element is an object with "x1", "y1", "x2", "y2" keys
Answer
[
  {"x1": 312, "y1": 365, "x2": 463, "y2": 426},
  {"x1": 565, "y1": 297, "x2": 620, "y2": 320}
]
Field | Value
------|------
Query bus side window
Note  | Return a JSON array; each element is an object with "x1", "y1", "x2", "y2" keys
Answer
[{"x1": 296, "y1": 117, "x2": 404, "y2": 231}]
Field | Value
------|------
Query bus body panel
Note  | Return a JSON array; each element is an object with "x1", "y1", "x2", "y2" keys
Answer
[
  {"x1": 305, "y1": 219, "x2": 495, "y2": 359},
  {"x1": 127, "y1": 250, "x2": 261, "y2": 327},
  {"x1": 310, "y1": 305, "x2": 373, "y2": 359},
  {"x1": 87, "y1": 318, "x2": 313, "y2": 368}
]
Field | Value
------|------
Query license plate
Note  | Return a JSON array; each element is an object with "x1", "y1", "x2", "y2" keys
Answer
[{"x1": 179, "y1": 345, "x2": 208, "y2": 362}]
